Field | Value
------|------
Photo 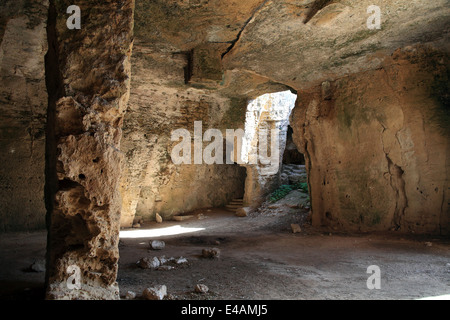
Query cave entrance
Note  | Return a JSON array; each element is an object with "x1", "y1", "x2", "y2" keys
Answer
[
  {"x1": 238, "y1": 90, "x2": 301, "y2": 208},
  {"x1": 280, "y1": 125, "x2": 307, "y2": 188}
]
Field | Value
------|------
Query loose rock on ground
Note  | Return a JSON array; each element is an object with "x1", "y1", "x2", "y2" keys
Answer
[{"x1": 143, "y1": 285, "x2": 167, "y2": 300}]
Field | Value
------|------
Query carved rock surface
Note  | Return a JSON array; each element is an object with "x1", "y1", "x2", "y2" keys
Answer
[{"x1": 290, "y1": 46, "x2": 449, "y2": 234}]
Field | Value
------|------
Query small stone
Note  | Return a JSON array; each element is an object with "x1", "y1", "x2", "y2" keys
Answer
[
  {"x1": 150, "y1": 240, "x2": 165, "y2": 250},
  {"x1": 158, "y1": 256, "x2": 168, "y2": 265},
  {"x1": 202, "y1": 248, "x2": 220, "y2": 259},
  {"x1": 137, "y1": 257, "x2": 160, "y2": 269},
  {"x1": 235, "y1": 207, "x2": 251, "y2": 217},
  {"x1": 291, "y1": 224, "x2": 302, "y2": 234},
  {"x1": 30, "y1": 259, "x2": 45, "y2": 273},
  {"x1": 132, "y1": 223, "x2": 141, "y2": 228},
  {"x1": 125, "y1": 291, "x2": 136, "y2": 300},
  {"x1": 176, "y1": 257, "x2": 188, "y2": 264},
  {"x1": 425, "y1": 242, "x2": 432, "y2": 247},
  {"x1": 156, "y1": 213, "x2": 163, "y2": 223},
  {"x1": 143, "y1": 285, "x2": 167, "y2": 300},
  {"x1": 194, "y1": 284, "x2": 209, "y2": 294}
]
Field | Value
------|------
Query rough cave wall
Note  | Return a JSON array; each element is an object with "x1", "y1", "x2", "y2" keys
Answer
[
  {"x1": 119, "y1": 46, "x2": 247, "y2": 227},
  {"x1": 291, "y1": 46, "x2": 449, "y2": 235},
  {"x1": 45, "y1": 0, "x2": 134, "y2": 299},
  {"x1": 0, "y1": 0, "x2": 49, "y2": 232}
]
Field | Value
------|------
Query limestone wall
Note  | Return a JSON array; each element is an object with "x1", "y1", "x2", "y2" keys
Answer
[
  {"x1": 291, "y1": 46, "x2": 449, "y2": 235},
  {"x1": 119, "y1": 45, "x2": 247, "y2": 227}
]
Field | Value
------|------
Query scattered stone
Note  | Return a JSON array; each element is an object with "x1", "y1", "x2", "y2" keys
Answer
[
  {"x1": 176, "y1": 257, "x2": 188, "y2": 264},
  {"x1": 158, "y1": 256, "x2": 168, "y2": 264},
  {"x1": 235, "y1": 207, "x2": 251, "y2": 217},
  {"x1": 202, "y1": 248, "x2": 220, "y2": 259},
  {"x1": 30, "y1": 259, "x2": 46, "y2": 273},
  {"x1": 425, "y1": 242, "x2": 433, "y2": 247},
  {"x1": 194, "y1": 284, "x2": 209, "y2": 294},
  {"x1": 132, "y1": 223, "x2": 141, "y2": 228},
  {"x1": 137, "y1": 257, "x2": 160, "y2": 269},
  {"x1": 138, "y1": 255, "x2": 190, "y2": 271},
  {"x1": 156, "y1": 213, "x2": 163, "y2": 223},
  {"x1": 125, "y1": 291, "x2": 136, "y2": 300},
  {"x1": 173, "y1": 215, "x2": 194, "y2": 221},
  {"x1": 268, "y1": 204, "x2": 279, "y2": 209},
  {"x1": 150, "y1": 240, "x2": 165, "y2": 250},
  {"x1": 291, "y1": 224, "x2": 302, "y2": 234},
  {"x1": 143, "y1": 285, "x2": 167, "y2": 300}
]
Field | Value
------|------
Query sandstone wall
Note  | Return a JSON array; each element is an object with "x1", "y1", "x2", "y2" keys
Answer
[
  {"x1": 291, "y1": 46, "x2": 449, "y2": 235},
  {"x1": 120, "y1": 45, "x2": 248, "y2": 227},
  {"x1": 0, "y1": 0, "x2": 49, "y2": 232}
]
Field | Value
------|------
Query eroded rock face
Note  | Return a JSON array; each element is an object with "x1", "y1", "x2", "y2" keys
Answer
[
  {"x1": 290, "y1": 46, "x2": 449, "y2": 234},
  {"x1": 45, "y1": 0, "x2": 134, "y2": 300},
  {"x1": 223, "y1": 0, "x2": 450, "y2": 89}
]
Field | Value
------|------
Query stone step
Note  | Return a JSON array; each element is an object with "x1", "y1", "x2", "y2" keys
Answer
[
  {"x1": 226, "y1": 198, "x2": 243, "y2": 212},
  {"x1": 226, "y1": 204, "x2": 242, "y2": 209}
]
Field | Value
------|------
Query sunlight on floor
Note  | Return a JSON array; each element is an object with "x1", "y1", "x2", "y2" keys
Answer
[
  {"x1": 417, "y1": 294, "x2": 450, "y2": 300},
  {"x1": 119, "y1": 225, "x2": 205, "y2": 239}
]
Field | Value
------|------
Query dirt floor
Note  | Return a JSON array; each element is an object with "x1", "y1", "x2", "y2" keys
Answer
[{"x1": 0, "y1": 193, "x2": 449, "y2": 300}]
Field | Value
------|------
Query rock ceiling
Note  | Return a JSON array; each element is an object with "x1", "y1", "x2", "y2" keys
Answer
[{"x1": 134, "y1": 0, "x2": 450, "y2": 96}]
